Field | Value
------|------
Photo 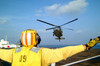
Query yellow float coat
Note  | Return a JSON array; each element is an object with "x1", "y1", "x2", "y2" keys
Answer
[
  {"x1": 0, "y1": 45, "x2": 85, "y2": 66},
  {"x1": 12, "y1": 47, "x2": 42, "y2": 66}
]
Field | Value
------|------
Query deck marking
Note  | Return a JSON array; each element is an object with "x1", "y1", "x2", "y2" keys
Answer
[{"x1": 61, "y1": 55, "x2": 100, "y2": 66}]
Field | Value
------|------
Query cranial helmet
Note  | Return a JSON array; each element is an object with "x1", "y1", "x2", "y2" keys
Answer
[{"x1": 21, "y1": 29, "x2": 41, "y2": 47}]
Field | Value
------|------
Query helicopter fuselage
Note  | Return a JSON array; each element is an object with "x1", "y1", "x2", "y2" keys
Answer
[
  {"x1": 53, "y1": 26, "x2": 63, "y2": 38},
  {"x1": 37, "y1": 18, "x2": 78, "y2": 41}
]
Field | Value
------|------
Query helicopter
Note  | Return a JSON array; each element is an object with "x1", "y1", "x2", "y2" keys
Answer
[{"x1": 37, "y1": 18, "x2": 78, "y2": 41}]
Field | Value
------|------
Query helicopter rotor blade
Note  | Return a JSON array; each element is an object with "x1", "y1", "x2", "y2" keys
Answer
[
  {"x1": 37, "y1": 19, "x2": 57, "y2": 26},
  {"x1": 46, "y1": 27, "x2": 56, "y2": 30},
  {"x1": 64, "y1": 28, "x2": 74, "y2": 31},
  {"x1": 60, "y1": 18, "x2": 78, "y2": 26}
]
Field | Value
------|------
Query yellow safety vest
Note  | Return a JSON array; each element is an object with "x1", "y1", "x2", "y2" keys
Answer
[{"x1": 12, "y1": 47, "x2": 42, "y2": 66}]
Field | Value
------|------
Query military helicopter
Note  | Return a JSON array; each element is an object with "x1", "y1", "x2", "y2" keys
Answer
[{"x1": 37, "y1": 18, "x2": 78, "y2": 41}]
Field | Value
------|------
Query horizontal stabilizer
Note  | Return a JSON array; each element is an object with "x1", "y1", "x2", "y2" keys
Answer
[{"x1": 55, "y1": 38, "x2": 65, "y2": 40}]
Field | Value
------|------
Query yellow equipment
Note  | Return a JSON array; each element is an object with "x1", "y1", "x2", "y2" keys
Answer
[{"x1": 21, "y1": 29, "x2": 41, "y2": 47}]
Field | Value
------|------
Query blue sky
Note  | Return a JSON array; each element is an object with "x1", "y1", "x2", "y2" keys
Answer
[{"x1": 0, "y1": 0, "x2": 100, "y2": 45}]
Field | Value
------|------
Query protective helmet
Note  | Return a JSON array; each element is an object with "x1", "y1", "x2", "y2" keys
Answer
[{"x1": 21, "y1": 29, "x2": 41, "y2": 47}]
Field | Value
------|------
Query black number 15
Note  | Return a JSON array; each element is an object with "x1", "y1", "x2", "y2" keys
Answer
[{"x1": 19, "y1": 55, "x2": 27, "y2": 62}]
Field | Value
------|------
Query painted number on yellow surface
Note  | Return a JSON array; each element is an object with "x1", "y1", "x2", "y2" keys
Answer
[{"x1": 19, "y1": 55, "x2": 27, "y2": 62}]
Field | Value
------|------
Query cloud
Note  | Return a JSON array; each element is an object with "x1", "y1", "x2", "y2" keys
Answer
[
  {"x1": 77, "y1": 30, "x2": 83, "y2": 33},
  {"x1": 0, "y1": 17, "x2": 8, "y2": 24},
  {"x1": 38, "y1": 0, "x2": 88, "y2": 16},
  {"x1": 35, "y1": 9, "x2": 43, "y2": 17},
  {"x1": 45, "y1": 4, "x2": 60, "y2": 11},
  {"x1": 35, "y1": 14, "x2": 42, "y2": 17},
  {"x1": 36, "y1": 10, "x2": 43, "y2": 13}
]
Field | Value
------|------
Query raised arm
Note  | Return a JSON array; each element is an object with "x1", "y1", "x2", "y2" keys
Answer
[
  {"x1": 41, "y1": 36, "x2": 100, "y2": 66},
  {"x1": 42, "y1": 45, "x2": 85, "y2": 66}
]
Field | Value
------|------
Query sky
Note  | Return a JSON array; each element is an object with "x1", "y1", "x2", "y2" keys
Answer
[{"x1": 0, "y1": 0, "x2": 100, "y2": 45}]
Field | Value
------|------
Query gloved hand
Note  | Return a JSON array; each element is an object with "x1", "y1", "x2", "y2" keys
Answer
[{"x1": 86, "y1": 36, "x2": 100, "y2": 50}]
